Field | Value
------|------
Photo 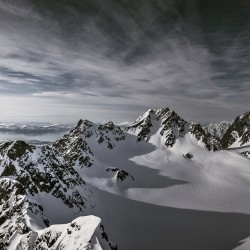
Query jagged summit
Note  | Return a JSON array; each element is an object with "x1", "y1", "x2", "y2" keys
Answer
[
  {"x1": 54, "y1": 107, "x2": 250, "y2": 153},
  {"x1": 126, "y1": 108, "x2": 188, "y2": 146},
  {"x1": 55, "y1": 119, "x2": 126, "y2": 170},
  {"x1": 1, "y1": 107, "x2": 250, "y2": 249},
  {"x1": 126, "y1": 108, "x2": 221, "y2": 150},
  {"x1": 204, "y1": 121, "x2": 231, "y2": 140},
  {"x1": 221, "y1": 110, "x2": 250, "y2": 148}
]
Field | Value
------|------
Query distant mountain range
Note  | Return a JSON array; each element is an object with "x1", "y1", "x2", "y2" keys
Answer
[
  {"x1": 1, "y1": 108, "x2": 250, "y2": 250},
  {"x1": 0, "y1": 123, "x2": 73, "y2": 134}
]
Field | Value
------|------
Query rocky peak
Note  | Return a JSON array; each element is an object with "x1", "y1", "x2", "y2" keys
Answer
[
  {"x1": 126, "y1": 108, "x2": 188, "y2": 146},
  {"x1": 127, "y1": 108, "x2": 221, "y2": 149},
  {"x1": 189, "y1": 123, "x2": 221, "y2": 151},
  {"x1": 55, "y1": 119, "x2": 126, "y2": 169},
  {"x1": 0, "y1": 141, "x2": 34, "y2": 162},
  {"x1": 204, "y1": 121, "x2": 231, "y2": 140},
  {"x1": 159, "y1": 110, "x2": 188, "y2": 147},
  {"x1": 221, "y1": 110, "x2": 250, "y2": 148}
]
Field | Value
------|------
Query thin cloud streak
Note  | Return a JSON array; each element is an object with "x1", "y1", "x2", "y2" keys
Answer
[{"x1": 0, "y1": 0, "x2": 249, "y2": 123}]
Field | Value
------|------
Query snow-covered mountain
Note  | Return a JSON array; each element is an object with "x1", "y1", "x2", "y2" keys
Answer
[
  {"x1": 204, "y1": 121, "x2": 231, "y2": 139},
  {"x1": 0, "y1": 123, "x2": 73, "y2": 134},
  {"x1": 1, "y1": 107, "x2": 250, "y2": 250},
  {"x1": 126, "y1": 108, "x2": 221, "y2": 150},
  {"x1": 221, "y1": 110, "x2": 250, "y2": 148},
  {"x1": 0, "y1": 122, "x2": 73, "y2": 145}
]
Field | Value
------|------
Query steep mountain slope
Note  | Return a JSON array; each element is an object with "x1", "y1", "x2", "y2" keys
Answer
[
  {"x1": 0, "y1": 141, "x2": 100, "y2": 250},
  {"x1": 0, "y1": 178, "x2": 49, "y2": 249},
  {"x1": 221, "y1": 110, "x2": 250, "y2": 148},
  {"x1": 0, "y1": 127, "x2": 119, "y2": 249},
  {"x1": 0, "y1": 141, "x2": 90, "y2": 212},
  {"x1": 126, "y1": 108, "x2": 221, "y2": 150},
  {"x1": 204, "y1": 121, "x2": 231, "y2": 139},
  {"x1": 126, "y1": 108, "x2": 188, "y2": 146},
  {"x1": 55, "y1": 120, "x2": 125, "y2": 169},
  {"x1": 17, "y1": 216, "x2": 104, "y2": 250},
  {"x1": 1, "y1": 107, "x2": 250, "y2": 250}
]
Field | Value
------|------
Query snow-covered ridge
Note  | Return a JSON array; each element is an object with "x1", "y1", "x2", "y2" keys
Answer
[
  {"x1": 17, "y1": 216, "x2": 104, "y2": 250},
  {"x1": 0, "y1": 119, "x2": 123, "y2": 249},
  {"x1": 126, "y1": 108, "x2": 221, "y2": 150},
  {"x1": 1, "y1": 107, "x2": 250, "y2": 250},
  {"x1": 221, "y1": 110, "x2": 250, "y2": 148}
]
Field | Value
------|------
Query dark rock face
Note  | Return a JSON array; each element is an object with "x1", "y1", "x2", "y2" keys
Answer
[
  {"x1": 183, "y1": 153, "x2": 193, "y2": 159},
  {"x1": 4, "y1": 141, "x2": 33, "y2": 161},
  {"x1": 221, "y1": 111, "x2": 250, "y2": 148},
  {"x1": 55, "y1": 120, "x2": 95, "y2": 168},
  {"x1": 240, "y1": 151, "x2": 250, "y2": 157},
  {"x1": 106, "y1": 167, "x2": 134, "y2": 181},
  {"x1": 128, "y1": 111, "x2": 153, "y2": 142},
  {"x1": 189, "y1": 123, "x2": 221, "y2": 151},
  {"x1": 159, "y1": 110, "x2": 188, "y2": 147}
]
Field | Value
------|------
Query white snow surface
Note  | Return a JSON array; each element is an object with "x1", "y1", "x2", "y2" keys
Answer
[
  {"x1": 81, "y1": 127, "x2": 250, "y2": 214},
  {"x1": 17, "y1": 216, "x2": 102, "y2": 250},
  {"x1": 37, "y1": 216, "x2": 101, "y2": 249},
  {"x1": 70, "y1": 117, "x2": 250, "y2": 249},
  {"x1": 233, "y1": 237, "x2": 250, "y2": 250},
  {"x1": 2, "y1": 110, "x2": 250, "y2": 250}
]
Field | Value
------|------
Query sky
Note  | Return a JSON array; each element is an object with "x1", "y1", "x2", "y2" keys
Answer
[{"x1": 0, "y1": 0, "x2": 250, "y2": 124}]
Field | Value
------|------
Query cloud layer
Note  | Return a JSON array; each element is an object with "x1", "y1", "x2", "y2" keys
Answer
[{"x1": 0, "y1": 0, "x2": 250, "y2": 123}]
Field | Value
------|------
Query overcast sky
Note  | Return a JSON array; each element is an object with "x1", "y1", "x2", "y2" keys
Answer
[{"x1": 0, "y1": 0, "x2": 250, "y2": 124}]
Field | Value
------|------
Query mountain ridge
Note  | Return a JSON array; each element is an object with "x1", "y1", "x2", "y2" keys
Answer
[{"x1": 1, "y1": 107, "x2": 250, "y2": 249}]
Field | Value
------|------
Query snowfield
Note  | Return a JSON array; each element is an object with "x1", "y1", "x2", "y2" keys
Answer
[
  {"x1": 82, "y1": 130, "x2": 250, "y2": 249},
  {"x1": 1, "y1": 108, "x2": 250, "y2": 250}
]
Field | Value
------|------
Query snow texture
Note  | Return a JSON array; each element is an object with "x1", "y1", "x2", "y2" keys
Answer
[{"x1": 1, "y1": 107, "x2": 250, "y2": 250}]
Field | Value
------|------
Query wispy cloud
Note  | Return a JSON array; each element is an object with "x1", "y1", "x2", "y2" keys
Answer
[{"x1": 0, "y1": 0, "x2": 249, "y2": 123}]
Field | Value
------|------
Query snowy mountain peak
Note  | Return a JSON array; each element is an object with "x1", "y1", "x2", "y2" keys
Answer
[
  {"x1": 55, "y1": 119, "x2": 126, "y2": 171},
  {"x1": 126, "y1": 108, "x2": 221, "y2": 150},
  {"x1": 221, "y1": 110, "x2": 250, "y2": 148},
  {"x1": 126, "y1": 107, "x2": 188, "y2": 146},
  {"x1": 1, "y1": 108, "x2": 250, "y2": 250}
]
